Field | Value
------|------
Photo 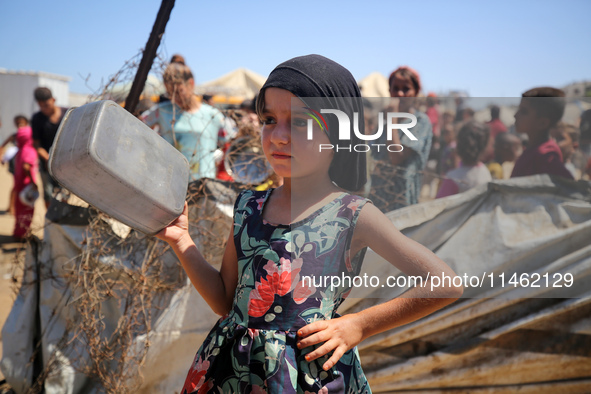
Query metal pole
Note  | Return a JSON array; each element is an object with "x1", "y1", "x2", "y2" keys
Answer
[{"x1": 124, "y1": 0, "x2": 175, "y2": 114}]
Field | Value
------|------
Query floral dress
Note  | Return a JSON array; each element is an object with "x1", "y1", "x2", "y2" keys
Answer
[{"x1": 181, "y1": 189, "x2": 372, "y2": 394}]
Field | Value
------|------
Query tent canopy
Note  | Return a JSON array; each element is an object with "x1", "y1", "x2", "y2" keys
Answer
[
  {"x1": 196, "y1": 68, "x2": 266, "y2": 100},
  {"x1": 106, "y1": 74, "x2": 166, "y2": 102},
  {"x1": 358, "y1": 72, "x2": 390, "y2": 97}
]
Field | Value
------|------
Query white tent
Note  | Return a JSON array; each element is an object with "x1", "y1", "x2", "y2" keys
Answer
[
  {"x1": 105, "y1": 74, "x2": 166, "y2": 102},
  {"x1": 358, "y1": 72, "x2": 390, "y2": 97},
  {"x1": 196, "y1": 68, "x2": 266, "y2": 99}
]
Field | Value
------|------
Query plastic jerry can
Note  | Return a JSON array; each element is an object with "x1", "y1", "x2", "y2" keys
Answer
[{"x1": 48, "y1": 100, "x2": 190, "y2": 235}]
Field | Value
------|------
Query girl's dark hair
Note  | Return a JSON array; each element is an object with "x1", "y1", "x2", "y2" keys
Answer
[
  {"x1": 170, "y1": 54, "x2": 186, "y2": 65},
  {"x1": 456, "y1": 121, "x2": 489, "y2": 165},
  {"x1": 14, "y1": 115, "x2": 29, "y2": 126},
  {"x1": 388, "y1": 66, "x2": 421, "y2": 94},
  {"x1": 163, "y1": 63, "x2": 193, "y2": 85}
]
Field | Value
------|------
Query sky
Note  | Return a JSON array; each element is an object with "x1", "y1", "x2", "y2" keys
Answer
[{"x1": 1, "y1": 0, "x2": 590, "y2": 97}]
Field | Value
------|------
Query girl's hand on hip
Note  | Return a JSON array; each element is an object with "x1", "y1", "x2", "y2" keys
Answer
[
  {"x1": 296, "y1": 314, "x2": 364, "y2": 371},
  {"x1": 155, "y1": 201, "x2": 191, "y2": 247}
]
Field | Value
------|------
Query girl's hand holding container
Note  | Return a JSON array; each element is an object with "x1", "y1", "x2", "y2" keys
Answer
[{"x1": 155, "y1": 201, "x2": 191, "y2": 247}]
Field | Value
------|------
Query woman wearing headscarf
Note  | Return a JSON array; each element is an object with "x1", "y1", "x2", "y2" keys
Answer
[{"x1": 369, "y1": 66, "x2": 433, "y2": 212}]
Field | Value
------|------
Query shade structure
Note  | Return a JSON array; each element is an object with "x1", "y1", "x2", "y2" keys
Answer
[
  {"x1": 358, "y1": 71, "x2": 390, "y2": 97},
  {"x1": 196, "y1": 68, "x2": 266, "y2": 100},
  {"x1": 105, "y1": 74, "x2": 165, "y2": 102}
]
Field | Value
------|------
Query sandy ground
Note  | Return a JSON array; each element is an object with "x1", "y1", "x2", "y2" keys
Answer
[{"x1": 0, "y1": 162, "x2": 46, "y2": 383}]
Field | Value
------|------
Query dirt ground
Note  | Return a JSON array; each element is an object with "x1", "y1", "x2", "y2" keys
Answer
[{"x1": 0, "y1": 162, "x2": 46, "y2": 382}]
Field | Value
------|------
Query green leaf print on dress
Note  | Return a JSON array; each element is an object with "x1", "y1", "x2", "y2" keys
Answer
[{"x1": 180, "y1": 189, "x2": 372, "y2": 394}]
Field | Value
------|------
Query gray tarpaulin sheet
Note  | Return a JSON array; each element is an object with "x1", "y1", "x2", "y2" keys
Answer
[{"x1": 2, "y1": 175, "x2": 591, "y2": 392}]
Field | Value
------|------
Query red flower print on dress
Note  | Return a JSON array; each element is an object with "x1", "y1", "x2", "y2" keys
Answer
[
  {"x1": 248, "y1": 258, "x2": 304, "y2": 317},
  {"x1": 256, "y1": 197, "x2": 266, "y2": 211},
  {"x1": 198, "y1": 380, "x2": 214, "y2": 394},
  {"x1": 182, "y1": 356, "x2": 210, "y2": 394},
  {"x1": 293, "y1": 279, "x2": 316, "y2": 304},
  {"x1": 347, "y1": 198, "x2": 362, "y2": 213},
  {"x1": 247, "y1": 327, "x2": 260, "y2": 339}
]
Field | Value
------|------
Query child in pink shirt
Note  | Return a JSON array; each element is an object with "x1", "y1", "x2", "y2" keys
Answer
[
  {"x1": 437, "y1": 121, "x2": 491, "y2": 198},
  {"x1": 13, "y1": 115, "x2": 38, "y2": 240}
]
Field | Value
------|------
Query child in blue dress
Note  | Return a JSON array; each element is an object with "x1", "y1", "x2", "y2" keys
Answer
[{"x1": 157, "y1": 55, "x2": 463, "y2": 393}]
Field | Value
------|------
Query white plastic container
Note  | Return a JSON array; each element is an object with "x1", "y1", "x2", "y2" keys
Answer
[{"x1": 48, "y1": 100, "x2": 190, "y2": 235}]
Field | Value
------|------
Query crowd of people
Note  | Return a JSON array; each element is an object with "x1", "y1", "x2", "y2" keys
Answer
[
  {"x1": 1, "y1": 55, "x2": 590, "y2": 242},
  {"x1": 0, "y1": 54, "x2": 589, "y2": 393},
  {"x1": 362, "y1": 69, "x2": 591, "y2": 207},
  {"x1": 428, "y1": 88, "x2": 591, "y2": 200}
]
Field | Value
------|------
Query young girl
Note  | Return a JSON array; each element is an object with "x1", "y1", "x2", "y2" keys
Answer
[
  {"x1": 369, "y1": 66, "x2": 432, "y2": 213},
  {"x1": 12, "y1": 115, "x2": 38, "y2": 241},
  {"x1": 157, "y1": 55, "x2": 462, "y2": 394},
  {"x1": 436, "y1": 121, "x2": 492, "y2": 198}
]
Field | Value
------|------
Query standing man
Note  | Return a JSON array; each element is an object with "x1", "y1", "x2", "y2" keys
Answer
[{"x1": 31, "y1": 87, "x2": 68, "y2": 208}]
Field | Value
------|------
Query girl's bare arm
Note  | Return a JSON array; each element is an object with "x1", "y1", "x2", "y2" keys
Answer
[
  {"x1": 156, "y1": 203, "x2": 238, "y2": 316},
  {"x1": 298, "y1": 203, "x2": 463, "y2": 370},
  {"x1": 351, "y1": 202, "x2": 463, "y2": 337}
]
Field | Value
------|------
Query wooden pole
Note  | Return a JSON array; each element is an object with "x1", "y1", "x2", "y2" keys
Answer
[{"x1": 124, "y1": 0, "x2": 175, "y2": 114}]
